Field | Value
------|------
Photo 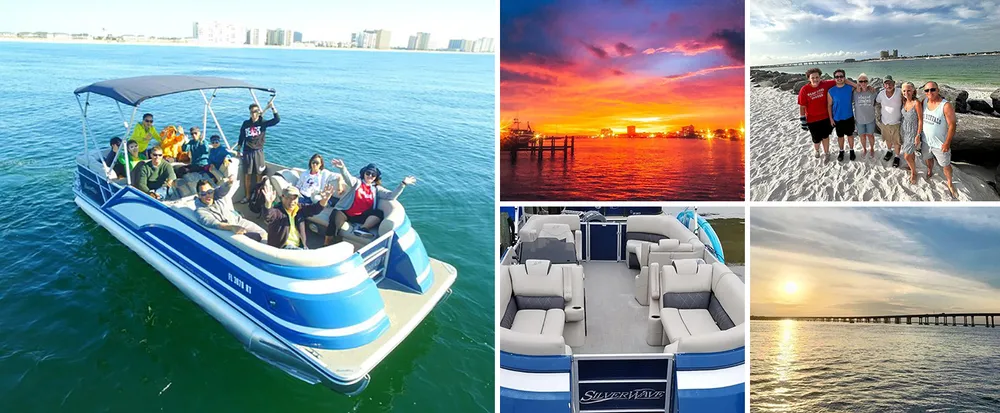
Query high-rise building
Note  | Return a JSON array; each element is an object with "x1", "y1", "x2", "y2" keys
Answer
[
  {"x1": 408, "y1": 35, "x2": 418, "y2": 50},
  {"x1": 354, "y1": 30, "x2": 377, "y2": 48},
  {"x1": 892, "y1": 49, "x2": 898, "y2": 58},
  {"x1": 375, "y1": 30, "x2": 391, "y2": 49},
  {"x1": 193, "y1": 21, "x2": 245, "y2": 45},
  {"x1": 448, "y1": 39, "x2": 466, "y2": 51},
  {"x1": 246, "y1": 28, "x2": 266, "y2": 46},
  {"x1": 415, "y1": 32, "x2": 431, "y2": 50},
  {"x1": 266, "y1": 29, "x2": 280, "y2": 46},
  {"x1": 192, "y1": 23, "x2": 199, "y2": 38},
  {"x1": 462, "y1": 40, "x2": 474, "y2": 52},
  {"x1": 293, "y1": 31, "x2": 302, "y2": 43},
  {"x1": 283, "y1": 29, "x2": 293, "y2": 46},
  {"x1": 471, "y1": 37, "x2": 495, "y2": 53},
  {"x1": 880, "y1": 50, "x2": 890, "y2": 59}
]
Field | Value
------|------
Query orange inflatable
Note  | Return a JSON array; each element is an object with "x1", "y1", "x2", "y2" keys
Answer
[{"x1": 158, "y1": 125, "x2": 188, "y2": 162}]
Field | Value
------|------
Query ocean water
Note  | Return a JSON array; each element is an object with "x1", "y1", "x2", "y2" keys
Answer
[
  {"x1": 766, "y1": 55, "x2": 1000, "y2": 98},
  {"x1": 0, "y1": 42, "x2": 494, "y2": 412},
  {"x1": 500, "y1": 138, "x2": 744, "y2": 201},
  {"x1": 751, "y1": 320, "x2": 1000, "y2": 412}
]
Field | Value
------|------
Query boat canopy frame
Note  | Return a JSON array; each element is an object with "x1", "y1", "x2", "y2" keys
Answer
[{"x1": 74, "y1": 75, "x2": 277, "y2": 186}]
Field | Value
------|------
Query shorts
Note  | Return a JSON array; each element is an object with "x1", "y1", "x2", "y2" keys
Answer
[
  {"x1": 807, "y1": 119, "x2": 834, "y2": 144},
  {"x1": 920, "y1": 141, "x2": 951, "y2": 166},
  {"x1": 835, "y1": 117, "x2": 856, "y2": 137},
  {"x1": 879, "y1": 123, "x2": 901, "y2": 146},
  {"x1": 241, "y1": 147, "x2": 266, "y2": 175},
  {"x1": 325, "y1": 208, "x2": 385, "y2": 236},
  {"x1": 856, "y1": 122, "x2": 876, "y2": 135}
]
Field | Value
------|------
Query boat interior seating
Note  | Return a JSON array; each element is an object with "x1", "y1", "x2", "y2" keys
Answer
[
  {"x1": 163, "y1": 193, "x2": 358, "y2": 267},
  {"x1": 265, "y1": 168, "x2": 402, "y2": 246},
  {"x1": 497, "y1": 260, "x2": 586, "y2": 355},
  {"x1": 625, "y1": 215, "x2": 705, "y2": 270},
  {"x1": 644, "y1": 259, "x2": 744, "y2": 354},
  {"x1": 517, "y1": 215, "x2": 582, "y2": 261}
]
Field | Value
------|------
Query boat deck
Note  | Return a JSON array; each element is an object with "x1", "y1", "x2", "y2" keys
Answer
[
  {"x1": 575, "y1": 261, "x2": 662, "y2": 355},
  {"x1": 298, "y1": 258, "x2": 456, "y2": 383}
]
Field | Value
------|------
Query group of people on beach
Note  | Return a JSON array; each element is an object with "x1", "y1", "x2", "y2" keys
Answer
[
  {"x1": 102, "y1": 101, "x2": 417, "y2": 249},
  {"x1": 797, "y1": 68, "x2": 958, "y2": 197}
]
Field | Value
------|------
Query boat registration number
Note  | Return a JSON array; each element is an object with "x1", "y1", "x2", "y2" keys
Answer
[{"x1": 227, "y1": 273, "x2": 252, "y2": 295}]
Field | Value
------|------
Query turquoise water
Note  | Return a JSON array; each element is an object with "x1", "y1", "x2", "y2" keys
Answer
[
  {"x1": 751, "y1": 320, "x2": 1000, "y2": 412},
  {"x1": 766, "y1": 55, "x2": 1000, "y2": 96},
  {"x1": 0, "y1": 42, "x2": 494, "y2": 412}
]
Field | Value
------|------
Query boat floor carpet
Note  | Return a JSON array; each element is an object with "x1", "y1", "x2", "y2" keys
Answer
[{"x1": 575, "y1": 261, "x2": 663, "y2": 355}]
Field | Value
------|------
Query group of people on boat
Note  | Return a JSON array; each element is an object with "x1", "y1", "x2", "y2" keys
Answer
[
  {"x1": 102, "y1": 101, "x2": 417, "y2": 249},
  {"x1": 797, "y1": 68, "x2": 958, "y2": 197}
]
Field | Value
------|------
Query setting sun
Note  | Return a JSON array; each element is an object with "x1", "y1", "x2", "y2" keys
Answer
[{"x1": 783, "y1": 281, "x2": 799, "y2": 295}]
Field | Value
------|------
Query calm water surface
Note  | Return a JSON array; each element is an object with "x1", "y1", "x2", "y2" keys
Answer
[
  {"x1": 751, "y1": 320, "x2": 1000, "y2": 413},
  {"x1": 0, "y1": 42, "x2": 494, "y2": 412},
  {"x1": 500, "y1": 138, "x2": 744, "y2": 201},
  {"x1": 768, "y1": 55, "x2": 1000, "y2": 95}
]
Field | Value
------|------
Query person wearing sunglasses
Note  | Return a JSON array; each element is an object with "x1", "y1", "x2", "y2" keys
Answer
[
  {"x1": 236, "y1": 102, "x2": 280, "y2": 204},
  {"x1": 194, "y1": 176, "x2": 267, "y2": 243},
  {"x1": 294, "y1": 154, "x2": 342, "y2": 205},
  {"x1": 919, "y1": 81, "x2": 958, "y2": 198},
  {"x1": 207, "y1": 135, "x2": 238, "y2": 183},
  {"x1": 130, "y1": 113, "x2": 161, "y2": 155},
  {"x1": 853, "y1": 73, "x2": 879, "y2": 158},
  {"x1": 114, "y1": 139, "x2": 145, "y2": 179},
  {"x1": 899, "y1": 82, "x2": 924, "y2": 185},
  {"x1": 875, "y1": 75, "x2": 903, "y2": 167},
  {"x1": 826, "y1": 69, "x2": 857, "y2": 161},
  {"x1": 133, "y1": 147, "x2": 176, "y2": 200},
  {"x1": 181, "y1": 126, "x2": 211, "y2": 174},
  {"x1": 261, "y1": 184, "x2": 337, "y2": 250},
  {"x1": 798, "y1": 68, "x2": 856, "y2": 159},
  {"x1": 324, "y1": 159, "x2": 417, "y2": 245}
]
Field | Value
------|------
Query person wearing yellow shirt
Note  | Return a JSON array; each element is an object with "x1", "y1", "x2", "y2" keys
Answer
[
  {"x1": 158, "y1": 125, "x2": 186, "y2": 162},
  {"x1": 131, "y1": 113, "x2": 161, "y2": 154}
]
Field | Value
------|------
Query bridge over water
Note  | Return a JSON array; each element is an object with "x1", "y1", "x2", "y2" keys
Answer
[
  {"x1": 752, "y1": 313, "x2": 1000, "y2": 327},
  {"x1": 751, "y1": 60, "x2": 844, "y2": 69}
]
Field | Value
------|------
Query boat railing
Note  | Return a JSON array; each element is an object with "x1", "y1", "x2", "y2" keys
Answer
[{"x1": 357, "y1": 230, "x2": 394, "y2": 282}]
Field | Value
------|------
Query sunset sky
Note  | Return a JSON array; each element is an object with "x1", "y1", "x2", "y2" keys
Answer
[
  {"x1": 751, "y1": 208, "x2": 1000, "y2": 317},
  {"x1": 500, "y1": 0, "x2": 745, "y2": 135}
]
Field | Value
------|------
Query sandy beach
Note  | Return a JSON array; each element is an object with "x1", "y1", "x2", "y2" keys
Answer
[{"x1": 749, "y1": 86, "x2": 1000, "y2": 201}]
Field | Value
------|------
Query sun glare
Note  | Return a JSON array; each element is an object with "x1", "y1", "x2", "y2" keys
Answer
[{"x1": 783, "y1": 281, "x2": 799, "y2": 295}]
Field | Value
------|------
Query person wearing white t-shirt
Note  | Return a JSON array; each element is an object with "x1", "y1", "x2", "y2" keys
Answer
[
  {"x1": 875, "y1": 75, "x2": 904, "y2": 167},
  {"x1": 295, "y1": 154, "x2": 341, "y2": 205}
]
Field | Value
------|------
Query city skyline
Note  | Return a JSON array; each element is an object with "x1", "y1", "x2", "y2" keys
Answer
[
  {"x1": 748, "y1": 0, "x2": 1000, "y2": 65},
  {"x1": 0, "y1": 0, "x2": 496, "y2": 50},
  {"x1": 500, "y1": 0, "x2": 745, "y2": 135},
  {"x1": 751, "y1": 208, "x2": 1000, "y2": 317}
]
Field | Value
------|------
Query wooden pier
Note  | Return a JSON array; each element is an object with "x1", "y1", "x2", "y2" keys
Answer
[
  {"x1": 752, "y1": 313, "x2": 1000, "y2": 327},
  {"x1": 507, "y1": 136, "x2": 575, "y2": 162}
]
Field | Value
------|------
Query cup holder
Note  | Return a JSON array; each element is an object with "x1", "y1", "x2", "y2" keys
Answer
[
  {"x1": 651, "y1": 314, "x2": 660, "y2": 319},
  {"x1": 572, "y1": 306, "x2": 582, "y2": 310}
]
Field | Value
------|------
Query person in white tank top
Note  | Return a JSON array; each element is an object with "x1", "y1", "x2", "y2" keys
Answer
[{"x1": 920, "y1": 81, "x2": 958, "y2": 198}]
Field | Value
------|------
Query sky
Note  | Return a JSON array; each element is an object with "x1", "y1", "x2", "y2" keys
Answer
[
  {"x1": 500, "y1": 0, "x2": 745, "y2": 135},
  {"x1": 0, "y1": 0, "x2": 496, "y2": 49},
  {"x1": 748, "y1": 0, "x2": 1000, "y2": 66},
  {"x1": 751, "y1": 207, "x2": 1000, "y2": 317}
]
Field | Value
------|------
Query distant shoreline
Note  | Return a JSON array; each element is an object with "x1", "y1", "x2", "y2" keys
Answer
[
  {"x1": 751, "y1": 52, "x2": 1000, "y2": 69},
  {"x1": 0, "y1": 38, "x2": 496, "y2": 55}
]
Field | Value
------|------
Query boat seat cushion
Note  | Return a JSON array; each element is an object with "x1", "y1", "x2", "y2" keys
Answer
[
  {"x1": 511, "y1": 309, "x2": 565, "y2": 336},
  {"x1": 711, "y1": 272, "x2": 745, "y2": 328},
  {"x1": 660, "y1": 308, "x2": 691, "y2": 344},
  {"x1": 656, "y1": 239, "x2": 681, "y2": 250},
  {"x1": 538, "y1": 223, "x2": 573, "y2": 243},
  {"x1": 679, "y1": 309, "x2": 721, "y2": 336}
]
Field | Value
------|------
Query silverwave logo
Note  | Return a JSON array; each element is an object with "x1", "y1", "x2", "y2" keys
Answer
[{"x1": 579, "y1": 388, "x2": 666, "y2": 405}]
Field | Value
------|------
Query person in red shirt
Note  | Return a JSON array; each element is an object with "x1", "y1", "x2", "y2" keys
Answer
[
  {"x1": 798, "y1": 68, "x2": 838, "y2": 158},
  {"x1": 324, "y1": 159, "x2": 417, "y2": 245}
]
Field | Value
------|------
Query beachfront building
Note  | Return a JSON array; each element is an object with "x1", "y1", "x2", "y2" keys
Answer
[
  {"x1": 293, "y1": 31, "x2": 302, "y2": 43},
  {"x1": 408, "y1": 36, "x2": 418, "y2": 50},
  {"x1": 472, "y1": 37, "x2": 494, "y2": 53},
  {"x1": 246, "y1": 28, "x2": 266, "y2": 46},
  {"x1": 893, "y1": 49, "x2": 898, "y2": 58},
  {"x1": 448, "y1": 39, "x2": 467, "y2": 51},
  {"x1": 375, "y1": 30, "x2": 390, "y2": 50},
  {"x1": 880, "y1": 50, "x2": 890, "y2": 59},
  {"x1": 353, "y1": 30, "x2": 378, "y2": 48},
  {"x1": 193, "y1": 21, "x2": 245, "y2": 45},
  {"x1": 415, "y1": 32, "x2": 431, "y2": 50}
]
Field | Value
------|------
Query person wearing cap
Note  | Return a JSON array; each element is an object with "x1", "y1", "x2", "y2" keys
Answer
[
  {"x1": 260, "y1": 183, "x2": 337, "y2": 249},
  {"x1": 324, "y1": 158, "x2": 417, "y2": 245},
  {"x1": 920, "y1": 81, "x2": 958, "y2": 198},
  {"x1": 207, "y1": 134, "x2": 238, "y2": 182},
  {"x1": 181, "y1": 126, "x2": 211, "y2": 173},
  {"x1": 194, "y1": 176, "x2": 268, "y2": 242},
  {"x1": 875, "y1": 75, "x2": 903, "y2": 167}
]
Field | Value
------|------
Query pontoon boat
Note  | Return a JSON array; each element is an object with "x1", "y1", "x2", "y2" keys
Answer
[{"x1": 72, "y1": 75, "x2": 456, "y2": 394}]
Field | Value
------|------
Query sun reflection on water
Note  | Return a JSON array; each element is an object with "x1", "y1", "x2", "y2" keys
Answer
[{"x1": 773, "y1": 319, "x2": 798, "y2": 396}]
